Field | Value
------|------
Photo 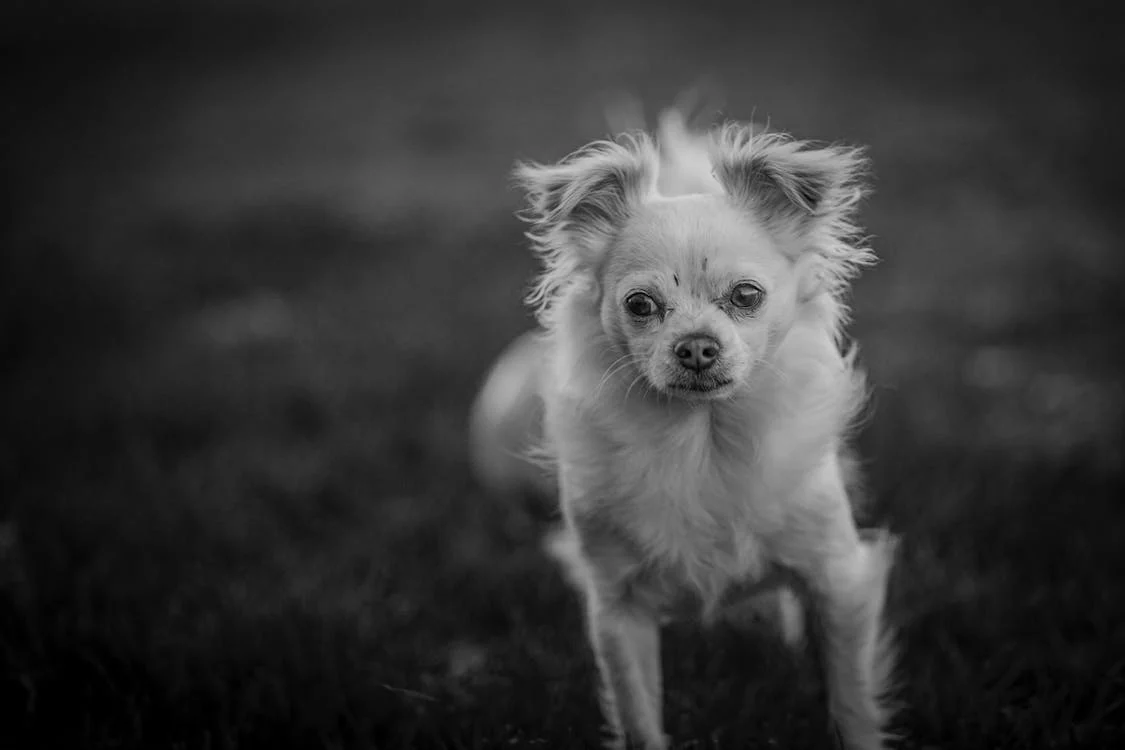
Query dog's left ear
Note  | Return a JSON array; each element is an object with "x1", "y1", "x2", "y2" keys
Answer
[{"x1": 713, "y1": 125, "x2": 874, "y2": 300}]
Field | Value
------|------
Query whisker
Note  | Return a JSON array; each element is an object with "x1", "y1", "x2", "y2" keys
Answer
[
  {"x1": 754, "y1": 357, "x2": 792, "y2": 386},
  {"x1": 593, "y1": 353, "x2": 644, "y2": 401},
  {"x1": 623, "y1": 371, "x2": 650, "y2": 402}
]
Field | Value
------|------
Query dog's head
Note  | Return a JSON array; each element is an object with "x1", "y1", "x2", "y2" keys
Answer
[{"x1": 516, "y1": 116, "x2": 872, "y2": 401}]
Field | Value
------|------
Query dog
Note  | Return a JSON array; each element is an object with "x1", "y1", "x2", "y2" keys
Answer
[{"x1": 470, "y1": 103, "x2": 900, "y2": 749}]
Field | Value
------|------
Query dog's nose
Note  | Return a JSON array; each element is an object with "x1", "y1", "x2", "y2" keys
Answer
[{"x1": 673, "y1": 335, "x2": 720, "y2": 372}]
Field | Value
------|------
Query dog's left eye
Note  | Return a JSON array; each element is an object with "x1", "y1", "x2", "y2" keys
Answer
[{"x1": 730, "y1": 283, "x2": 765, "y2": 310}]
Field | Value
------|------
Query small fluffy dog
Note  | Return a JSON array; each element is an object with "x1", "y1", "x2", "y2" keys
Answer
[{"x1": 470, "y1": 105, "x2": 899, "y2": 749}]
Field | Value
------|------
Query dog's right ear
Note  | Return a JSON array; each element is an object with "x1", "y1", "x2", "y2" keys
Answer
[{"x1": 514, "y1": 136, "x2": 657, "y2": 319}]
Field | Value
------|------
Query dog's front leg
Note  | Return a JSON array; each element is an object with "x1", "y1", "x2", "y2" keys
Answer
[
  {"x1": 585, "y1": 589, "x2": 667, "y2": 750},
  {"x1": 794, "y1": 527, "x2": 899, "y2": 750}
]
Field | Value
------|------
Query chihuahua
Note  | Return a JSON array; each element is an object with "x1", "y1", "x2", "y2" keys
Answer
[{"x1": 470, "y1": 104, "x2": 899, "y2": 749}]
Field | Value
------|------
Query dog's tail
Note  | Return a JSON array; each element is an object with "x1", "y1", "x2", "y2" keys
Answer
[
  {"x1": 601, "y1": 84, "x2": 728, "y2": 198},
  {"x1": 468, "y1": 329, "x2": 556, "y2": 509},
  {"x1": 655, "y1": 103, "x2": 722, "y2": 197}
]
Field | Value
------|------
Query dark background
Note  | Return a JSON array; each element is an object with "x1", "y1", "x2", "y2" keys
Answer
[{"x1": 2, "y1": 1, "x2": 1123, "y2": 748}]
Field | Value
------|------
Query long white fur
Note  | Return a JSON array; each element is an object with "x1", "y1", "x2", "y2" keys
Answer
[
  {"x1": 468, "y1": 329, "x2": 555, "y2": 501},
  {"x1": 492, "y1": 106, "x2": 899, "y2": 750}
]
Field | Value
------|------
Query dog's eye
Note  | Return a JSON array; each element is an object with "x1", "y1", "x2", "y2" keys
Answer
[
  {"x1": 730, "y1": 283, "x2": 765, "y2": 310},
  {"x1": 625, "y1": 292, "x2": 658, "y2": 317}
]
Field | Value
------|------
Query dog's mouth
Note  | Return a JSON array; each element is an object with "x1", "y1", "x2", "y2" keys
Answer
[{"x1": 667, "y1": 377, "x2": 734, "y2": 395}]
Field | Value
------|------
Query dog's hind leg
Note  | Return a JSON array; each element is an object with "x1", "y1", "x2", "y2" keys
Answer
[{"x1": 585, "y1": 592, "x2": 667, "y2": 750}]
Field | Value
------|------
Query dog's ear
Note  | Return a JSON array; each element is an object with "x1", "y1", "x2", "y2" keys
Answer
[
  {"x1": 515, "y1": 136, "x2": 657, "y2": 319},
  {"x1": 713, "y1": 124, "x2": 874, "y2": 300},
  {"x1": 713, "y1": 124, "x2": 867, "y2": 225}
]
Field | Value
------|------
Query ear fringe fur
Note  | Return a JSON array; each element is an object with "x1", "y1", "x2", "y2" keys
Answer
[
  {"x1": 514, "y1": 132, "x2": 658, "y2": 325},
  {"x1": 712, "y1": 122, "x2": 876, "y2": 300}
]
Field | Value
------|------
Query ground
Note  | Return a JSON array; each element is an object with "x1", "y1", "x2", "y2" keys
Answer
[{"x1": 1, "y1": 1, "x2": 1123, "y2": 748}]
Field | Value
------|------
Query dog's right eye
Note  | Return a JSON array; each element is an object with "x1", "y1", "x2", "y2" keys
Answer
[{"x1": 625, "y1": 292, "x2": 658, "y2": 317}]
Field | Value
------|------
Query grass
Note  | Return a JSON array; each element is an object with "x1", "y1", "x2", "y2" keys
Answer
[{"x1": 2, "y1": 2, "x2": 1123, "y2": 748}]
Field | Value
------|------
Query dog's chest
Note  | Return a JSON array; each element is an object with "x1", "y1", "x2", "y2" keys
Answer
[{"x1": 607, "y1": 408, "x2": 775, "y2": 606}]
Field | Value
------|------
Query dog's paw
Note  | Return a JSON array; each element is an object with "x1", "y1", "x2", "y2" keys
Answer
[
  {"x1": 722, "y1": 587, "x2": 807, "y2": 650},
  {"x1": 776, "y1": 586, "x2": 807, "y2": 649},
  {"x1": 858, "y1": 528, "x2": 900, "y2": 573},
  {"x1": 543, "y1": 525, "x2": 590, "y2": 592}
]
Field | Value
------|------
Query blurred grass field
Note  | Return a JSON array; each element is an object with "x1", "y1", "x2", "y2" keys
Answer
[{"x1": 2, "y1": 1, "x2": 1123, "y2": 748}]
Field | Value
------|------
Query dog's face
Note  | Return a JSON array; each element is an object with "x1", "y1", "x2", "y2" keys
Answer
[
  {"x1": 600, "y1": 197, "x2": 799, "y2": 400},
  {"x1": 516, "y1": 122, "x2": 871, "y2": 403}
]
